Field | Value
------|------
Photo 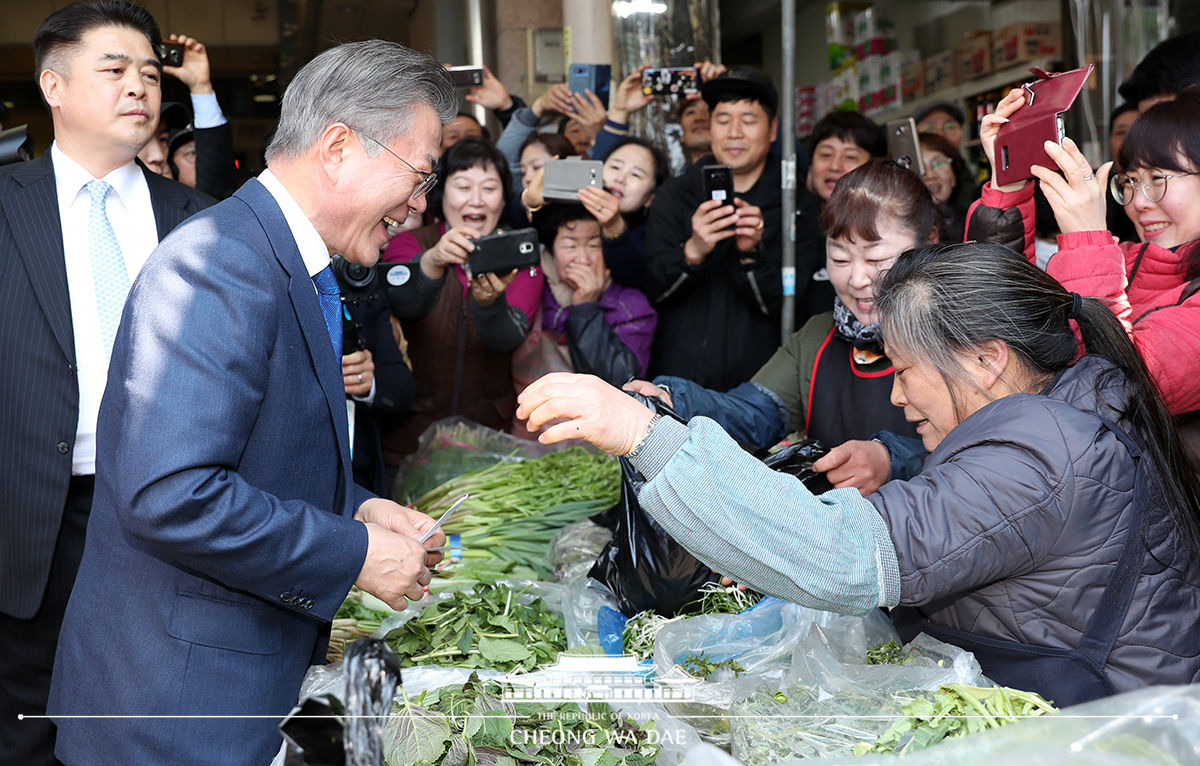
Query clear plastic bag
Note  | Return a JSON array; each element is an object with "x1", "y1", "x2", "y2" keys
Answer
[
  {"x1": 390, "y1": 416, "x2": 558, "y2": 503},
  {"x1": 804, "y1": 684, "x2": 1200, "y2": 766},
  {"x1": 650, "y1": 598, "x2": 842, "y2": 747},
  {"x1": 547, "y1": 518, "x2": 612, "y2": 583},
  {"x1": 729, "y1": 614, "x2": 987, "y2": 765},
  {"x1": 562, "y1": 577, "x2": 623, "y2": 650}
]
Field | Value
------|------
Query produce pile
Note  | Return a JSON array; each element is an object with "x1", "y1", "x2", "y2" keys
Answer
[
  {"x1": 382, "y1": 673, "x2": 660, "y2": 766},
  {"x1": 855, "y1": 682, "x2": 1058, "y2": 755},
  {"x1": 383, "y1": 581, "x2": 565, "y2": 673},
  {"x1": 320, "y1": 422, "x2": 1128, "y2": 766},
  {"x1": 622, "y1": 583, "x2": 761, "y2": 660},
  {"x1": 413, "y1": 446, "x2": 620, "y2": 578}
]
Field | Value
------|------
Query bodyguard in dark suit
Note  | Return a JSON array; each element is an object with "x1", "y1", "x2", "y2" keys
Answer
[
  {"x1": 0, "y1": 4, "x2": 211, "y2": 764},
  {"x1": 48, "y1": 40, "x2": 456, "y2": 765}
]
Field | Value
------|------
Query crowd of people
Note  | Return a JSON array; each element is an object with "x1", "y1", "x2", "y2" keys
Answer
[{"x1": 2, "y1": 0, "x2": 1200, "y2": 763}]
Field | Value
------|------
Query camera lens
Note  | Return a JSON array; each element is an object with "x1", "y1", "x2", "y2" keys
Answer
[
  {"x1": 331, "y1": 255, "x2": 375, "y2": 289},
  {"x1": 343, "y1": 263, "x2": 373, "y2": 287}
]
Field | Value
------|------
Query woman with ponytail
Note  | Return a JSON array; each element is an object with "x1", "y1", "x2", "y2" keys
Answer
[{"x1": 518, "y1": 242, "x2": 1200, "y2": 707}]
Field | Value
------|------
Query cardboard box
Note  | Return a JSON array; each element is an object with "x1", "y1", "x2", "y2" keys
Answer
[
  {"x1": 853, "y1": 8, "x2": 896, "y2": 60},
  {"x1": 825, "y1": 1, "x2": 872, "y2": 72},
  {"x1": 796, "y1": 85, "x2": 818, "y2": 137},
  {"x1": 923, "y1": 49, "x2": 957, "y2": 96},
  {"x1": 899, "y1": 49, "x2": 924, "y2": 101},
  {"x1": 857, "y1": 51, "x2": 902, "y2": 116},
  {"x1": 829, "y1": 63, "x2": 860, "y2": 111},
  {"x1": 956, "y1": 30, "x2": 993, "y2": 81},
  {"x1": 991, "y1": 22, "x2": 1062, "y2": 69}
]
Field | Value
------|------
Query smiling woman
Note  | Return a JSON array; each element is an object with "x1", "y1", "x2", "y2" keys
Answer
[
  {"x1": 970, "y1": 87, "x2": 1200, "y2": 449},
  {"x1": 634, "y1": 159, "x2": 938, "y2": 493},
  {"x1": 516, "y1": 241, "x2": 1200, "y2": 709},
  {"x1": 381, "y1": 137, "x2": 545, "y2": 462}
]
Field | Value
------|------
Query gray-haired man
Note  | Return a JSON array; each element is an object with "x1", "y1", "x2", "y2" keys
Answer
[{"x1": 48, "y1": 40, "x2": 455, "y2": 765}]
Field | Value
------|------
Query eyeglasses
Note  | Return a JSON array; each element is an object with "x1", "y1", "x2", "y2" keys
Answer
[
  {"x1": 350, "y1": 128, "x2": 438, "y2": 200},
  {"x1": 919, "y1": 120, "x2": 962, "y2": 134},
  {"x1": 925, "y1": 157, "x2": 952, "y2": 173},
  {"x1": 1109, "y1": 170, "x2": 1197, "y2": 205}
]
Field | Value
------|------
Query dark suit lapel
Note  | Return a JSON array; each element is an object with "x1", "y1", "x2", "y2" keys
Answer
[
  {"x1": 4, "y1": 154, "x2": 74, "y2": 363},
  {"x1": 234, "y1": 180, "x2": 354, "y2": 500},
  {"x1": 142, "y1": 163, "x2": 203, "y2": 237}
]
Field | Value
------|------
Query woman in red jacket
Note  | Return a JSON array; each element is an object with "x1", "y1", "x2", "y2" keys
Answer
[{"x1": 970, "y1": 88, "x2": 1200, "y2": 460}]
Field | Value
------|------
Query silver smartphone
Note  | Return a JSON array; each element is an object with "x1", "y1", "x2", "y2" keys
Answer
[{"x1": 886, "y1": 117, "x2": 925, "y2": 177}]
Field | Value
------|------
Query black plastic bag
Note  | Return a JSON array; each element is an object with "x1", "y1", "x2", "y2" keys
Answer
[
  {"x1": 588, "y1": 393, "x2": 834, "y2": 617},
  {"x1": 280, "y1": 638, "x2": 403, "y2": 766},
  {"x1": 755, "y1": 438, "x2": 834, "y2": 493}
]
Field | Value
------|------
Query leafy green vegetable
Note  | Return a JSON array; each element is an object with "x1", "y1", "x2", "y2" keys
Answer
[
  {"x1": 865, "y1": 639, "x2": 908, "y2": 665},
  {"x1": 732, "y1": 685, "x2": 894, "y2": 765},
  {"x1": 853, "y1": 683, "x2": 1058, "y2": 756},
  {"x1": 620, "y1": 583, "x2": 762, "y2": 660},
  {"x1": 408, "y1": 447, "x2": 618, "y2": 578},
  {"x1": 693, "y1": 583, "x2": 760, "y2": 615},
  {"x1": 383, "y1": 673, "x2": 661, "y2": 766},
  {"x1": 679, "y1": 653, "x2": 745, "y2": 680},
  {"x1": 384, "y1": 582, "x2": 565, "y2": 673}
]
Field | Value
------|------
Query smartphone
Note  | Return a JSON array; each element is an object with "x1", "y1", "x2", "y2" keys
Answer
[
  {"x1": 447, "y1": 65, "x2": 485, "y2": 88},
  {"x1": 641, "y1": 66, "x2": 700, "y2": 97},
  {"x1": 702, "y1": 164, "x2": 736, "y2": 232},
  {"x1": 702, "y1": 164, "x2": 734, "y2": 204},
  {"x1": 158, "y1": 42, "x2": 184, "y2": 67},
  {"x1": 468, "y1": 228, "x2": 541, "y2": 276},
  {"x1": 885, "y1": 118, "x2": 925, "y2": 177},
  {"x1": 567, "y1": 63, "x2": 611, "y2": 108},
  {"x1": 542, "y1": 158, "x2": 604, "y2": 202}
]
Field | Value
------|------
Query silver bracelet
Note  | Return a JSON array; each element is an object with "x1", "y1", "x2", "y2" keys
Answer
[{"x1": 625, "y1": 414, "x2": 662, "y2": 459}]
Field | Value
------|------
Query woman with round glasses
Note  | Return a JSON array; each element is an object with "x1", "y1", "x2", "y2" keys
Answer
[
  {"x1": 918, "y1": 132, "x2": 972, "y2": 241},
  {"x1": 970, "y1": 88, "x2": 1200, "y2": 457}
]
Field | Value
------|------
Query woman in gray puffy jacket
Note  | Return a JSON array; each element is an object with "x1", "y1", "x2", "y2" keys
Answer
[{"x1": 518, "y1": 242, "x2": 1200, "y2": 707}]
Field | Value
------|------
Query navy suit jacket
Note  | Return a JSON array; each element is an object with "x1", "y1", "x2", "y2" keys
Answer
[
  {"x1": 0, "y1": 152, "x2": 211, "y2": 620},
  {"x1": 48, "y1": 178, "x2": 373, "y2": 765}
]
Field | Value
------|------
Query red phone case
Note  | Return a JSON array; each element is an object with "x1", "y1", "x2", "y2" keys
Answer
[{"x1": 993, "y1": 65, "x2": 1094, "y2": 187}]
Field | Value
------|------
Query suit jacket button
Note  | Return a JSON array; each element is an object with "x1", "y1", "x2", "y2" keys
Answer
[
  {"x1": 57, "y1": 441, "x2": 69, "y2": 454},
  {"x1": 281, "y1": 591, "x2": 293, "y2": 602},
  {"x1": 304, "y1": 598, "x2": 314, "y2": 609}
]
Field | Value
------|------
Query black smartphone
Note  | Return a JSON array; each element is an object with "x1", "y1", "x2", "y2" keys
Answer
[
  {"x1": 702, "y1": 165, "x2": 735, "y2": 232},
  {"x1": 158, "y1": 42, "x2": 184, "y2": 67},
  {"x1": 468, "y1": 228, "x2": 541, "y2": 276},
  {"x1": 567, "y1": 63, "x2": 611, "y2": 108},
  {"x1": 641, "y1": 66, "x2": 700, "y2": 97},
  {"x1": 885, "y1": 118, "x2": 925, "y2": 177},
  {"x1": 447, "y1": 65, "x2": 485, "y2": 88},
  {"x1": 702, "y1": 164, "x2": 734, "y2": 204}
]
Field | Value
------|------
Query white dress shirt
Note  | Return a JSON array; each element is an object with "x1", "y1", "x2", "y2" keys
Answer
[
  {"x1": 258, "y1": 169, "x2": 375, "y2": 425},
  {"x1": 53, "y1": 143, "x2": 159, "y2": 475}
]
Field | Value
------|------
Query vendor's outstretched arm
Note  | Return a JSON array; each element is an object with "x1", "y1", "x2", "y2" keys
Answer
[{"x1": 517, "y1": 373, "x2": 900, "y2": 614}]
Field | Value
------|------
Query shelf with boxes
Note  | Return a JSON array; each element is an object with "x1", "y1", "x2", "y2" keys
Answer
[
  {"x1": 874, "y1": 55, "x2": 1059, "y2": 126},
  {"x1": 797, "y1": 4, "x2": 1064, "y2": 139}
]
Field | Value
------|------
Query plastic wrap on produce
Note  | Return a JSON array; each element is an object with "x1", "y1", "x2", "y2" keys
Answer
[
  {"x1": 391, "y1": 416, "x2": 559, "y2": 503},
  {"x1": 650, "y1": 598, "x2": 842, "y2": 747},
  {"x1": 563, "y1": 577, "x2": 623, "y2": 649},
  {"x1": 735, "y1": 684, "x2": 1200, "y2": 766},
  {"x1": 729, "y1": 614, "x2": 991, "y2": 764},
  {"x1": 548, "y1": 518, "x2": 613, "y2": 582}
]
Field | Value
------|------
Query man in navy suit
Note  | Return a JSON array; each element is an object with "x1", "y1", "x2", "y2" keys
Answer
[
  {"x1": 0, "y1": 3, "x2": 211, "y2": 763},
  {"x1": 47, "y1": 40, "x2": 456, "y2": 765}
]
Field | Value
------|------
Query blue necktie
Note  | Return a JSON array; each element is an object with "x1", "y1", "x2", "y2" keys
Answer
[
  {"x1": 86, "y1": 180, "x2": 130, "y2": 360},
  {"x1": 312, "y1": 264, "x2": 343, "y2": 361}
]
